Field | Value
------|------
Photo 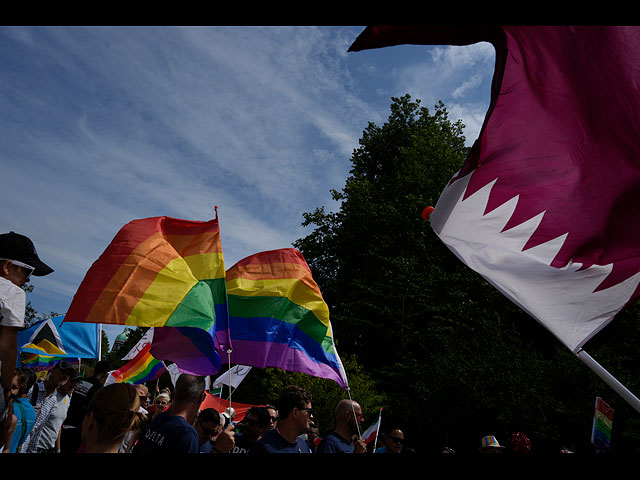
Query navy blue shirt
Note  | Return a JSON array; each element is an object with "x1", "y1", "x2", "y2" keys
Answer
[
  {"x1": 138, "y1": 411, "x2": 200, "y2": 453},
  {"x1": 316, "y1": 431, "x2": 355, "y2": 453},
  {"x1": 248, "y1": 429, "x2": 311, "y2": 454}
]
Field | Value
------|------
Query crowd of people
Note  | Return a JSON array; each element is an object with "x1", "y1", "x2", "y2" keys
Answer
[{"x1": 1, "y1": 233, "x2": 544, "y2": 456}]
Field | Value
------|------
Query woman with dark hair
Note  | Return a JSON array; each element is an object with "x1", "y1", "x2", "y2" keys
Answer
[
  {"x1": 1, "y1": 367, "x2": 37, "y2": 453},
  {"x1": 81, "y1": 383, "x2": 146, "y2": 453}
]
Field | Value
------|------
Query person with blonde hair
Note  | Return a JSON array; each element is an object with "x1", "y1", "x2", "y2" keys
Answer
[{"x1": 81, "y1": 383, "x2": 146, "y2": 453}]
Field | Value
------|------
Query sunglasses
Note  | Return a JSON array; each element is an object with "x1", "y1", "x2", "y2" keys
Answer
[
  {"x1": 389, "y1": 436, "x2": 404, "y2": 444},
  {"x1": 1, "y1": 258, "x2": 35, "y2": 280},
  {"x1": 298, "y1": 407, "x2": 313, "y2": 415},
  {"x1": 203, "y1": 427, "x2": 220, "y2": 437}
]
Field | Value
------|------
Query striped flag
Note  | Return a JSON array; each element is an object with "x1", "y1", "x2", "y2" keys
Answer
[
  {"x1": 64, "y1": 215, "x2": 229, "y2": 375},
  {"x1": 362, "y1": 408, "x2": 382, "y2": 446},
  {"x1": 591, "y1": 397, "x2": 614, "y2": 452},
  {"x1": 221, "y1": 248, "x2": 349, "y2": 389},
  {"x1": 110, "y1": 342, "x2": 166, "y2": 385}
]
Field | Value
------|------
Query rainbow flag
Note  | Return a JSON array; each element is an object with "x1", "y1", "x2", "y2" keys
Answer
[
  {"x1": 111, "y1": 342, "x2": 166, "y2": 385},
  {"x1": 22, "y1": 354, "x2": 79, "y2": 372},
  {"x1": 591, "y1": 397, "x2": 614, "y2": 452},
  {"x1": 64, "y1": 215, "x2": 230, "y2": 374},
  {"x1": 220, "y1": 248, "x2": 348, "y2": 389}
]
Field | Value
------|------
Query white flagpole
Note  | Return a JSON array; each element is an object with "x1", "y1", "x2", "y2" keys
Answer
[
  {"x1": 346, "y1": 388, "x2": 362, "y2": 437},
  {"x1": 576, "y1": 349, "x2": 640, "y2": 414},
  {"x1": 373, "y1": 408, "x2": 382, "y2": 452}
]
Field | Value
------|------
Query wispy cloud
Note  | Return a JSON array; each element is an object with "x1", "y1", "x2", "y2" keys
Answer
[{"x1": 1, "y1": 26, "x2": 493, "y2": 324}]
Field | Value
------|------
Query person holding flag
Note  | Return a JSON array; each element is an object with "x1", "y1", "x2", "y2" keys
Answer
[{"x1": 316, "y1": 399, "x2": 366, "y2": 454}]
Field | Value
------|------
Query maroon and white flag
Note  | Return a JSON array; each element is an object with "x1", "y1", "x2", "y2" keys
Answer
[{"x1": 350, "y1": 26, "x2": 640, "y2": 353}]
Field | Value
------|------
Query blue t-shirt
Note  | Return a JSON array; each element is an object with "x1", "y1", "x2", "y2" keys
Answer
[
  {"x1": 316, "y1": 431, "x2": 354, "y2": 453},
  {"x1": 248, "y1": 429, "x2": 311, "y2": 454},
  {"x1": 138, "y1": 410, "x2": 200, "y2": 453},
  {"x1": 8, "y1": 398, "x2": 36, "y2": 453}
]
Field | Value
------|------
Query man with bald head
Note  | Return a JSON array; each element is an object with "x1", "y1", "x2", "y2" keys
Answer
[{"x1": 316, "y1": 399, "x2": 366, "y2": 454}]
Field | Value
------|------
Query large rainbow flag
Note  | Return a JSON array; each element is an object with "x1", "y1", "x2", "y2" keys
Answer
[
  {"x1": 110, "y1": 342, "x2": 166, "y2": 385},
  {"x1": 219, "y1": 248, "x2": 348, "y2": 389},
  {"x1": 64, "y1": 215, "x2": 229, "y2": 374}
]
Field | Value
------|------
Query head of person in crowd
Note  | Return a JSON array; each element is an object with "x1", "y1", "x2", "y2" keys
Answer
[
  {"x1": 335, "y1": 399, "x2": 364, "y2": 438},
  {"x1": 241, "y1": 406, "x2": 270, "y2": 442},
  {"x1": 0, "y1": 231, "x2": 53, "y2": 287},
  {"x1": 276, "y1": 385, "x2": 313, "y2": 438},
  {"x1": 152, "y1": 393, "x2": 170, "y2": 415},
  {"x1": 58, "y1": 368, "x2": 81, "y2": 396},
  {"x1": 385, "y1": 428, "x2": 405, "y2": 454},
  {"x1": 195, "y1": 408, "x2": 222, "y2": 446},
  {"x1": 135, "y1": 384, "x2": 149, "y2": 411},
  {"x1": 479, "y1": 435, "x2": 505, "y2": 453},
  {"x1": 510, "y1": 432, "x2": 532, "y2": 454},
  {"x1": 11, "y1": 367, "x2": 36, "y2": 398},
  {"x1": 92, "y1": 360, "x2": 110, "y2": 385},
  {"x1": 81, "y1": 382, "x2": 146, "y2": 453},
  {"x1": 45, "y1": 360, "x2": 75, "y2": 392},
  {"x1": 170, "y1": 374, "x2": 206, "y2": 424},
  {"x1": 265, "y1": 404, "x2": 278, "y2": 430}
]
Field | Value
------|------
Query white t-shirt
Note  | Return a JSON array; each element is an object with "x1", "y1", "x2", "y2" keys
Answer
[
  {"x1": 0, "y1": 276, "x2": 26, "y2": 414},
  {"x1": 0, "y1": 276, "x2": 26, "y2": 328}
]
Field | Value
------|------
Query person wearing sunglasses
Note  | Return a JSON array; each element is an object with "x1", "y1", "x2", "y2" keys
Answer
[
  {"x1": 316, "y1": 399, "x2": 367, "y2": 454},
  {"x1": 231, "y1": 406, "x2": 270, "y2": 453},
  {"x1": 248, "y1": 385, "x2": 313, "y2": 454},
  {"x1": 0, "y1": 232, "x2": 53, "y2": 416},
  {"x1": 384, "y1": 428, "x2": 405, "y2": 454}
]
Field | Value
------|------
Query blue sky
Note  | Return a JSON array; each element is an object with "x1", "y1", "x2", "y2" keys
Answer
[{"x1": 0, "y1": 26, "x2": 495, "y2": 346}]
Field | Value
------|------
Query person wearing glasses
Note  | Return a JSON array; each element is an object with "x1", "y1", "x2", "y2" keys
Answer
[
  {"x1": 0, "y1": 232, "x2": 53, "y2": 416},
  {"x1": 249, "y1": 385, "x2": 313, "y2": 454},
  {"x1": 231, "y1": 406, "x2": 270, "y2": 453},
  {"x1": 316, "y1": 399, "x2": 367, "y2": 454}
]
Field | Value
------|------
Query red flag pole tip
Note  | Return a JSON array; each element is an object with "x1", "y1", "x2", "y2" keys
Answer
[{"x1": 421, "y1": 206, "x2": 434, "y2": 221}]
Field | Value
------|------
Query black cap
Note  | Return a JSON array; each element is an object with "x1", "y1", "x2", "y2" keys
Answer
[{"x1": 0, "y1": 231, "x2": 53, "y2": 276}]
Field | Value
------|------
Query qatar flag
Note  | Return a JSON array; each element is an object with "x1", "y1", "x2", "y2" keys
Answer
[{"x1": 350, "y1": 26, "x2": 640, "y2": 353}]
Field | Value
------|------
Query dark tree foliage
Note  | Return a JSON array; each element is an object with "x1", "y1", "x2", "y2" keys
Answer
[{"x1": 294, "y1": 95, "x2": 640, "y2": 454}]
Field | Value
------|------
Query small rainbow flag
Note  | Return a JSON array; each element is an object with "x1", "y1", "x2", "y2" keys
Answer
[
  {"x1": 111, "y1": 342, "x2": 166, "y2": 385},
  {"x1": 22, "y1": 354, "x2": 79, "y2": 372},
  {"x1": 64, "y1": 215, "x2": 229, "y2": 373},
  {"x1": 591, "y1": 397, "x2": 614, "y2": 452},
  {"x1": 220, "y1": 248, "x2": 348, "y2": 389}
]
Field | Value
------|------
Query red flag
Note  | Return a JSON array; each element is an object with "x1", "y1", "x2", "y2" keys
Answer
[{"x1": 350, "y1": 26, "x2": 640, "y2": 352}]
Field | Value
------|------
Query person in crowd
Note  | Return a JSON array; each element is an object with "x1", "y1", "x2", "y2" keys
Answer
[
  {"x1": 0, "y1": 231, "x2": 53, "y2": 415},
  {"x1": 510, "y1": 431, "x2": 532, "y2": 454},
  {"x1": 0, "y1": 367, "x2": 37, "y2": 453},
  {"x1": 249, "y1": 385, "x2": 313, "y2": 454},
  {"x1": 35, "y1": 368, "x2": 81, "y2": 453},
  {"x1": 148, "y1": 392, "x2": 171, "y2": 420},
  {"x1": 316, "y1": 399, "x2": 367, "y2": 453},
  {"x1": 479, "y1": 434, "x2": 505, "y2": 453},
  {"x1": 20, "y1": 361, "x2": 75, "y2": 453},
  {"x1": 378, "y1": 428, "x2": 405, "y2": 454},
  {"x1": 137, "y1": 374, "x2": 234, "y2": 454},
  {"x1": 307, "y1": 421, "x2": 321, "y2": 453},
  {"x1": 81, "y1": 382, "x2": 146, "y2": 453},
  {"x1": 232, "y1": 406, "x2": 270, "y2": 453},
  {"x1": 135, "y1": 385, "x2": 150, "y2": 414},
  {"x1": 194, "y1": 408, "x2": 223, "y2": 453},
  {"x1": 265, "y1": 404, "x2": 278, "y2": 431},
  {"x1": 61, "y1": 360, "x2": 109, "y2": 453}
]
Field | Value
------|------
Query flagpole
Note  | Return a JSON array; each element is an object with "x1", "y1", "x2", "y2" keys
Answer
[
  {"x1": 576, "y1": 349, "x2": 640, "y2": 414},
  {"x1": 345, "y1": 388, "x2": 362, "y2": 438},
  {"x1": 227, "y1": 350, "x2": 232, "y2": 412},
  {"x1": 373, "y1": 408, "x2": 382, "y2": 453}
]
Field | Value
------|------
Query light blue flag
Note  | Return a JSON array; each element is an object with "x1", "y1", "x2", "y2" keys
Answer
[{"x1": 18, "y1": 314, "x2": 100, "y2": 361}]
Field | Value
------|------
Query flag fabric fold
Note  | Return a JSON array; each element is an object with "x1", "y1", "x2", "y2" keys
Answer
[
  {"x1": 350, "y1": 26, "x2": 640, "y2": 353},
  {"x1": 221, "y1": 248, "x2": 349, "y2": 389},
  {"x1": 64, "y1": 216, "x2": 229, "y2": 374}
]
